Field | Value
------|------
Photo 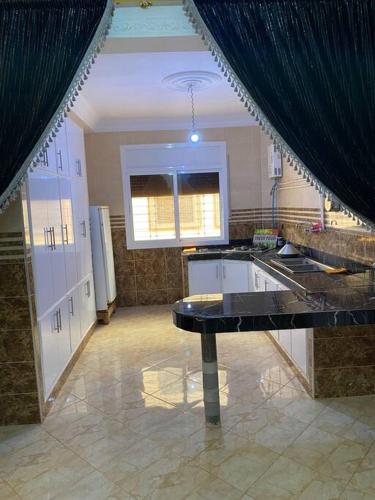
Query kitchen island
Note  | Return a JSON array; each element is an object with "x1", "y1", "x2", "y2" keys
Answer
[{"x1": 174, "y1": 248, "x2": 375, "y2": 424}]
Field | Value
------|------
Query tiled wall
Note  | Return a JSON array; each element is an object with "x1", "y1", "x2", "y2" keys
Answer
[
  {"x1": 111, "y1": 207, "x2": 375, "y2": 306},
  {"x1": 281, "y1": 221, "x2": 375, "y2": 266},
  {"x1": 0, "y1": 231, "x2": 41, "y2": 425},
  {"x1": 312, "y1": 325, "x2": 375, "y2": 398},
  {"x1": 111, "y1": 213, "x2": 261, "y2": 306}
]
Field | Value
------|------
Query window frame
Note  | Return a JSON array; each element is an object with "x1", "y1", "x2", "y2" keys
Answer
[{"x1": 121, "y1": 142, "x2": 229, "y2": 249}]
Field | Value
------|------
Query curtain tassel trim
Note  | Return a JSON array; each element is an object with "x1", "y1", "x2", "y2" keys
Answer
[
  {"x1": 182, "y1": 0, "x2": 374, "y2": 231},
  {"x1": 0, "y1": 0, "x2": 115, "y2": 213}
]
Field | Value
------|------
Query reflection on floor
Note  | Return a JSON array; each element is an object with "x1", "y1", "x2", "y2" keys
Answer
[{"x1": 1, "y1": 305, "x2": 375, "y2": 499}]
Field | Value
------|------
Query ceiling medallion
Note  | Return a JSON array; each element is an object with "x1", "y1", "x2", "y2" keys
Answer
[{"x1": 162, "y1": 71, "x2": 222, "y2": 92}]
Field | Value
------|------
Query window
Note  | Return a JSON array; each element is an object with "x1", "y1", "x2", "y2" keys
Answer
[{"x1": 121, "y1": 143, "x2": 228, "y2": 249}]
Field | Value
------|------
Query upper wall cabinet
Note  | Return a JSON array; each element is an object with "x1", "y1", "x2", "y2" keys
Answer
[
  {"x1": 66, "y1": 118, "x2": 87, "y2": 180},
  {"x1": 37, "y1": 122, "x2": 69, "y2": 176}
]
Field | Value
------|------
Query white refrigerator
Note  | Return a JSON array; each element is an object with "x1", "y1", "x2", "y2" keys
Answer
[{"x1": 89, "y1": 206, "x2": 117, "y2": 310}]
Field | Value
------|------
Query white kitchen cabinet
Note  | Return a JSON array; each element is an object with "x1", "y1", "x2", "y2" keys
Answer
[
  {"x1": 47, "y1": 175, "x2": 67, "y2": 302},
  {"x1": 291, "y1": 328, "x2": 309, "y2": 375},
  {"x1": 188, "y1": 260, "x2": 222, "y2": 295},
  {"x1": 59, "y1": 177, "x2": 77, "y2": 292},
  {"x1": 28, "y1": 117, "x2": 96, "y2": 401},
  {"x1": 67, "y1": 288, "x2": 81, "y2": 351},
  {"x1": 39, "y1": 298, "x2": 72, "y2": 399},
  {"x1": 278, "y1": 328, "x2": 292, "y2": 354},
  {"x1": 54, "y1": 122, "x2": 70, "y2": 176},
  {"x1": 79, "y1": 273, "x2": 96, "y2": 337},
  {"x1": 222, "y1": 260, "x2": 252, "y2": 293},
  {"x1": 66, "y1": 116, "x2": 87, "y2": 179},
  {"x1": 39, "y1": 307, "x2": 62, "y2": 398},
  {"x1": 57, "y1": 298, "x2": 72, "y2": 370},
  {"x1": 27, "y1": 171, "x2": 54, "y2": 316},
  {"x1": 253, "y1": 266, "x2": 266, "y2": 292},
  {"x1": 36, "y1": 122, "x2": 69, "y2": 176},
  {"x1": 69, "y1": 120, "x2": 92, "y2": 281},
  {"x1": 265, "y1": 278, "x2": 278, "y2": 292},
  {"x1": 188, "y1": 259, "x2": 254, "y2": 295}
]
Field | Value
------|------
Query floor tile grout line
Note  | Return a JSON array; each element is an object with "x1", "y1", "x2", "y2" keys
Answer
[
  {"x1": 2, "y1": 478, "x2": 22, "y2": 499},
  {"x1": 338, "y1": 439, "x2": 375, "y2": 497}
]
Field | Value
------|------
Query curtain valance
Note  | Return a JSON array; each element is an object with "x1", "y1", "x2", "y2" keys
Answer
[
  {"x1": 0, "y1": 0, "x2": 113, "y2": 210},
  {"x1": 184, "y1": 0, "x2": 375, "y2": 229}
]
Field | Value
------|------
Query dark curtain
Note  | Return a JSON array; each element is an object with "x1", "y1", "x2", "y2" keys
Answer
[
  {"x1": 191, "y1": 0, "x2": 375, "y2": 224},
  {"x1": 0, "y1": 0, "x2": 109, "y2": 205}
]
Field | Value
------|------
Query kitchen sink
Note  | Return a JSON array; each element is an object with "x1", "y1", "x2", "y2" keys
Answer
[{"x1": 270, "y1": 257, "x2": 335, "y2": 273}]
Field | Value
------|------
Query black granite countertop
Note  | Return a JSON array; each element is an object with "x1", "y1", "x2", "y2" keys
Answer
[
  {"x1": 174, "y1": 246, "x2": 375, "y2": 333},
  {"x1": 253, "y1": 250, "x2": 375, "y2": 292},
  {"x1": 172, "y1": 285, "x2": 375, "y2": 333}
]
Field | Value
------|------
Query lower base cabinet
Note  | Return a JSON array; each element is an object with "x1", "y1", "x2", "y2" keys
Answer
[
  {"x1": 188, "y1": 259, "x2": 309, "y2": 378},
  {"x1": 68, "y1": 287, "x2": 81, "y2": 351},
  {"x1": 79, "y1": 273, "x2": 96, "y2": 338},
  {"x1": 40, "y1": 308, "x2": 63, "y2": 399},
  {"x1": 39, "y1": 273, "x2": 96, "y2": 400},
  {"x1": 278, "y1": 328, "x2": 292, "y2": 355},
  {"x1": 290, "y1": 328, "x2": 310, "y2": 375},
  {"x1": 188, "y1": 259, "x2": 254, "y2": 295}
]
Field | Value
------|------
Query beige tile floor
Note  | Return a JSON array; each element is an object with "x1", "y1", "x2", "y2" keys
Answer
[{"x1": 1, "y1": 305, "x2": 375, "y2": 500}]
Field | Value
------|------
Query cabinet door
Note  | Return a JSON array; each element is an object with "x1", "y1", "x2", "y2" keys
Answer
[
  {"x1": 291, "y1": 328, "x2": 308, "y2": 375},
  {"x1": 222, "y1": 260, "x2": 250, "y2": 293},
  {"x1": 27, "y1": 171, "x2": 54, "y2": 317},
  {"x1": 36, "y1": 145, "x2": 57, "y2": 174},
  {"x1": 71, "y1": 177, "x2": 92, "y2": 281},
  {"x1": 79, "y1": 274, "x2": 96, "y2": 337},
  {"x1": 188, "y1": 260, "x2": 222, "y2": 295},
  {"x1": 39, "y1": 308, "x2": 61, "y2": 398},
  {"x1": 66, "y1": 117, "x2": 87, "y2": 180},
  {"x1": 57, "y1": 300, "x2": 72, "y2": 369},
  {"x1": 265, "y1": 278, "x2": 278, "y2": 292},
  {"x1": 248, "y1": 262, "x2": 255, "y2": 292},
  {"x1": 59, "y1": 177, "x2": 77, "y2": 291},
  {"x1": 54, "y1": 122, "x2": 69, "y2": 176},
  {"x1": 68, "y1": 288, "x2": 81, "y2": 351},
  {"x1": 279, "y1": 329, "x2": 291, "y2": 354},
  {"x1": 253, "y1": 268, "x2": 266, "y2": 291},
  {"x1": 47, "y1": 175, "x2": 67, "y2": 302}
]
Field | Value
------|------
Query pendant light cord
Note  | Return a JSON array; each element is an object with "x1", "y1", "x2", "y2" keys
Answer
[{"x1": 188, "y1": 84, "x2": 196, "y2": 131}]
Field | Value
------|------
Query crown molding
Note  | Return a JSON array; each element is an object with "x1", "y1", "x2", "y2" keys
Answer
[{"x1": 91, "y1": 114, "x2": 257, "y2": 133}]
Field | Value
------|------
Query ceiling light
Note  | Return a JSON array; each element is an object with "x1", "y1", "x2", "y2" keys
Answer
[{"x1": 190, "y1": 131, "x2": 200, "y2": 143}]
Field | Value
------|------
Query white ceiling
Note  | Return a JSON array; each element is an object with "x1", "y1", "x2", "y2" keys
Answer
[{"x1": 76, "y1": 50, "x2": 254, "y2": 132}]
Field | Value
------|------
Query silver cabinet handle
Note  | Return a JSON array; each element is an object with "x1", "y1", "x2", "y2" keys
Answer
[
  {"x1": 85, "y1": 280, "x2": 90, "y2": 297},
  {"x1": 57, "y1": 150, "x2": 63, "y2": 171},
  {"x1": 45, "y1": 227, "x2": 54, "y2": 249},
  {"x1": 81, "y1": 220, "x2": 87, "y2": 237},
  {"x1": 58, "y1": 308, "x2": 62, "y2": 331},
  {"x1": 216, "y1": 264, "x2": 219, "y2": 280},
  {"x1": 42, "y1": 150, "x2": 49, "y2": 167},
  {"x1": 53, "y1": 310, "x2": 59, "y2": 332},
  {"x1": 44, "y1": 227, "x2": 49, "y2": 247},
  {"x1": 223, "y1": 265, "x2": 226, "y2": 280},
  {"x1": 51, "y1": 227, "x2": 56, "y2": 250},
  {"x1": 62, "y1": 224, "x2": 69, "y2": 244},
  {"x1": 75, "y1": 159, "x2": 82, "y2": 176},
  {"x1": 68, "y1": 296, "x2": 74, "y2": 316}
]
